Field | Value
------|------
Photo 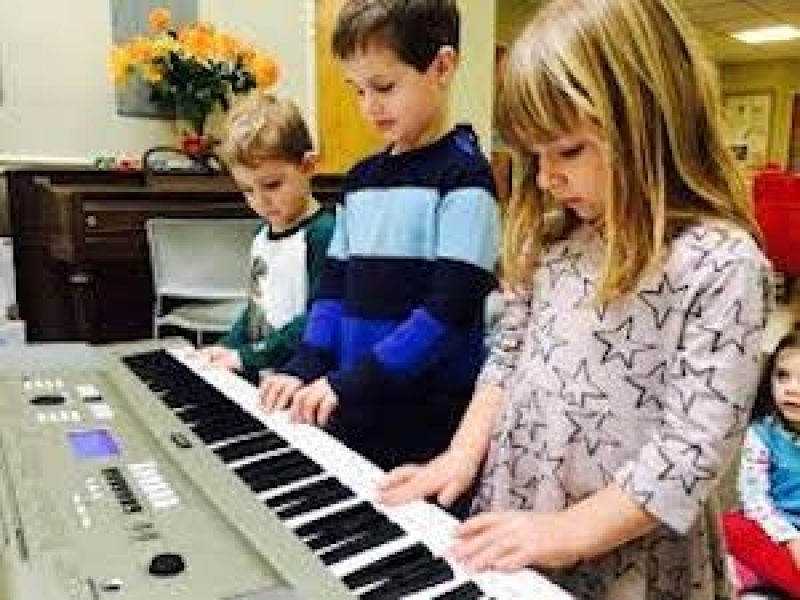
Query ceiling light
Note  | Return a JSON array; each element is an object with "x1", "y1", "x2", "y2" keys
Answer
[{"x1": 731, "y1": 25, "x2": 800, "y2": 44}]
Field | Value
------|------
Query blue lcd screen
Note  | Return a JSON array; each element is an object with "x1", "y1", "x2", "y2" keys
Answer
[{"x1": 67, "y1": 429, "x2": 120, "y2": 459}]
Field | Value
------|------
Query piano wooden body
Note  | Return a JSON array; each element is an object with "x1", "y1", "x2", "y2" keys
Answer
[{"x1": 6, "y1": 169, "x2": 343, "y2": 343}]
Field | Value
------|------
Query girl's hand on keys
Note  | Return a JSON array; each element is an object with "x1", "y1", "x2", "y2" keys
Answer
[{"x1": 377, "y1": 448, "x2": 481, "y2": 507}]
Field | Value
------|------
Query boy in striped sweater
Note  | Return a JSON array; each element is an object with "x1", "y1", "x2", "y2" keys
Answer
[{"x1": 260, "y1": 0, "x2": 500, "y2": 470}]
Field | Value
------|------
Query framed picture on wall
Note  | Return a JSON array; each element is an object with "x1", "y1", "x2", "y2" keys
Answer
[
  {"x1": 722, "y1": 91, "x2": 773, "y2": 171},
  {"x1": 110, "y1": 0, "x2": 197, "y2": 118}
]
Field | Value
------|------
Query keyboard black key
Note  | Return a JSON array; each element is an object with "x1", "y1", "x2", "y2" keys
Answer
[
  {"x1": 360, "y1": 557, "x2": 454, "y2": 600},
  {"x1": 433, "y1": 581, "x2": 484, "y2": 600},
  {"x1": 273, "y1": 480, "x2": 355, "y2": 519},
  {"x1": 266, "y1": 477, "x2": 344, "y2": 509},
  {"x1": 319, "y1": 521, "x2": 405, "y2": 566},
  {"x1": 294, "y1": 501, "x2": 381, "y2": 538},
  {"x1": 236, "y1": 451, "x2": 323, "y2": 492},
  {"x1": 215, "y1": 431, "x2": 289, "y2": 463},
  {"x1": 342, "y1": 543, "x2": 433, "y2": 590},
  {"x1": 192, "y1": 413, "x2": 264, "y2": 444},
  {"x1": 177, "y1": 402, "x2": 239, "y2": 425}
]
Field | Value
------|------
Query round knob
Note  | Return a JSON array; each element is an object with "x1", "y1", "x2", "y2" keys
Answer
[{"x1": 148, "y1": 553, "x2": 185, "y2": 577}]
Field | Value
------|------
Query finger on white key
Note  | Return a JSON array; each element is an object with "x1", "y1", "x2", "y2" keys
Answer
[
  {"x1": 275, "y1": 380, "x2": 298, "y2": 412},
  {"x1": 259, "y1": 377, "x2": 283, "y2": 411},
  {"x1": 287, "y1": 386, "x2": 308, "y2": 422},
  {"x1": 317, "y1": 396, "x2": 337, "y2": 426}
]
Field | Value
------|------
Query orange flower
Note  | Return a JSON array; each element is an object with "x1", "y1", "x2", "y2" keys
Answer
[
  {"x1": 110, "y1": 7, "x2": 279, "y2": 135},
  {"x1": 214, "y1": 33, "x2": 241, "y2": 61},
  {"x1": 127, "y1": 36, "x2": 156, "y2": 63},
  {"x1": 181, "y1": 27, "x2": 215, "y2": 60},
  {"x1": 248, "y1": 54, "x2": 280, "y2": 88},
  {"x1": 148, "y1": 8, "x2": 171, "y2": 32}
]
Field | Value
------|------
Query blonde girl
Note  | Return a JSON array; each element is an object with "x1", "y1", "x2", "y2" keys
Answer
[{"x1": 379, "y1": 0, "x2": 772, "y2": 598}]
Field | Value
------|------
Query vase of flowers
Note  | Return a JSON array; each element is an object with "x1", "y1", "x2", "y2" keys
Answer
[{"x1": 110, "y1": 7, "x2": 279, "y2": 146}]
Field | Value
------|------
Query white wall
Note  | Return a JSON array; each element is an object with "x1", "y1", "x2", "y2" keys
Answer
[
  {"x1": 200, "y1": 0, "x2": 316, "y2": 139},
  {"x1": 0, "y1": 0, "x2": 314, "y2": 164}
]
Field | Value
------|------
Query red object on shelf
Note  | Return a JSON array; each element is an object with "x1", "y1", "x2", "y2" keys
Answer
[
  {"x1": 181, "y1": 133, "x2": 210, "y2": 157},
  {"x1": 753, "y1": 166, "x2": 800, "y2": 275}
]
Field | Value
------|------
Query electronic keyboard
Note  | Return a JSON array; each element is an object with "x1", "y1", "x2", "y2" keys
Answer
[{"x1": 0, "y1": 342, "x2": 574, "y2": 599}]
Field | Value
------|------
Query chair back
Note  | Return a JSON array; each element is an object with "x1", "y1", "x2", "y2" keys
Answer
[
  {"x1": 753, "y1": 168, "x2": 800, "y2": 276},
  {"x1": 146, "y1": 217, "x2": 261, "y2": 300}
]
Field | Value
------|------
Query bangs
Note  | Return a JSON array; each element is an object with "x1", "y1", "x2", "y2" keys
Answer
[{"x1": 496, "y1": 25, "x2": 597, "y2": 154}]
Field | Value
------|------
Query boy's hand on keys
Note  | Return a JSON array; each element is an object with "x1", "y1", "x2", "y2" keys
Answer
[
  {"x1": 191, "y1": 346, "x2": 242, "y2": 371},
  {"x1": 289, "y1": 377, "x2": 338, "y2": 426},
  {"x1": 259, "y1": 373, "x2": 303, "y2": 412}
]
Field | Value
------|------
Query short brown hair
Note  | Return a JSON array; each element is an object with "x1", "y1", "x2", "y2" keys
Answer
[
  {"x1": 332, "y1": 0, "x2": 459, "y2": 71},
  {"x1": 220, "y1": 92, "x2": 313, "y2": 168}
]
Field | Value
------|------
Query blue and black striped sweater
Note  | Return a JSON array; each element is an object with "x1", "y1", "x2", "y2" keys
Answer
[{"x1": 284, "y1": 124, "x2": 500, "y2": 430}]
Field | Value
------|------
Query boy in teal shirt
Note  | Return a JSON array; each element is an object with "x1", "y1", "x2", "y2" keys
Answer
[{"x1": 194, "y1": 93, "x2": 334, "y2": 376}]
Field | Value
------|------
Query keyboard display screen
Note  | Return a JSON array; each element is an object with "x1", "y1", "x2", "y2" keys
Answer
[{"x1": 67, "y1": 428, "x2": 121, "y2": 459}]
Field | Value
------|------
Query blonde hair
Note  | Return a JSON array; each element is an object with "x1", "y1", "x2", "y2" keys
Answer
[
  {"x1": 220, "y1": 91, "x2": 313, "y2": 168},
  {"x1": 497, "y1": 0, "x2": 758, "y2": 299}
]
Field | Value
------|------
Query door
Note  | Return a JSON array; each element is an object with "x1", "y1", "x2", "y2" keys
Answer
[{"x1": 315, "y1": 0, "x2": 383, "y2": 173}]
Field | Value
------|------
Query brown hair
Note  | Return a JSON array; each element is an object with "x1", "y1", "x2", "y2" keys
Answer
[
  {"x1": 752, "y1": 329, "x2": 800, "y2": 422},
  {"x1": 331, "y1": 0, "x2": 459, "y2": 71},
  {"x1": 496, "y1": 0, "x2": 759, "y2": 300},
  {"x1": 220, "y1": 91, "x2": 313, "y2": 168}
]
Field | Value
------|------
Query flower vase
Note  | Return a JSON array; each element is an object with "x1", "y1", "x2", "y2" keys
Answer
[{"x1": 175, "y1": 102, "x2": 209, "y2": 156}]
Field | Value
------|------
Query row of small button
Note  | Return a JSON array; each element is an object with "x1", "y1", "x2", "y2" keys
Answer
[{"x1": 102, "y1": 467, "x2": 143, "y2": 514}]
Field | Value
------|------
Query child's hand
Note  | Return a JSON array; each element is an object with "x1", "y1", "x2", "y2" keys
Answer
[
  {"x1": 288, "y1": 378, "x2": 338, "y2": 426},
  {"x1": 259, "y1": 374, "x2": 303, "y2": 412},
  {"x1": 377, "y1": 448, "x2": 480, "y2": 508},
  {"x1": 788, "y1": 539, "x2": 800, "y2": 570},
  {"x1": 192, "y1": 346, "x2": 242, "y2": 371},
  {"x1": 452, "y1": 510, "x2": 579, "y2": 572}
]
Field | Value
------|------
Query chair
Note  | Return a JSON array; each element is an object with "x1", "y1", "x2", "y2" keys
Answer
[{"x1": 145, "y1": 217, "x2": 262, "y2": 346}]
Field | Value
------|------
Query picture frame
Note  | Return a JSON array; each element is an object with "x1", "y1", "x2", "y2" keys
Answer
[
  {"x1": 110, "y1": 0, "x2": 197, "y2": 118},
  {"x1": 722, "y1": 91, "x2": 773, "y2": 171}
]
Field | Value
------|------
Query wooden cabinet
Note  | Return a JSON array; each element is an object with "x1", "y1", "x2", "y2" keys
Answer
[
  {"x1": 7, "y1": 169, "x2": 344, "y2": 343},
  {"x1": 7, "y1": 169, "x2": 251, "y2": 343}
]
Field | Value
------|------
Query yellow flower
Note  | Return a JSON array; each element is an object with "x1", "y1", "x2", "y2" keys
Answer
[
  {"x1": 148, "y1": 8, "x2": 171, "y2": 32},
  {"x1": 127, "y1": 36, "x2": 156, "y2": 63},
  {"x1": 214, "y1": 32, "x2": 241, "y2": 61},
  {"x1": 152, "y1": 36, "x2": 179, "y2": 58},
  {"x1": 109, "y1": 46, "x2": 132, "y2": 85},
  {"x1": 140, "y1": 63, "x2": 163, "y2": 84},
  {"x1": 181, "y1": 27, "x2": 215, "y2": 61},
  {"x1": 248, "y1": 54, "x2": 279, "y2": 88}
]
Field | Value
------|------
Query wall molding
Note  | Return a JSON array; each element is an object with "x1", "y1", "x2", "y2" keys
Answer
[{"x1": 0, "y1": 155, "x2": 94, "y2": 170}]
